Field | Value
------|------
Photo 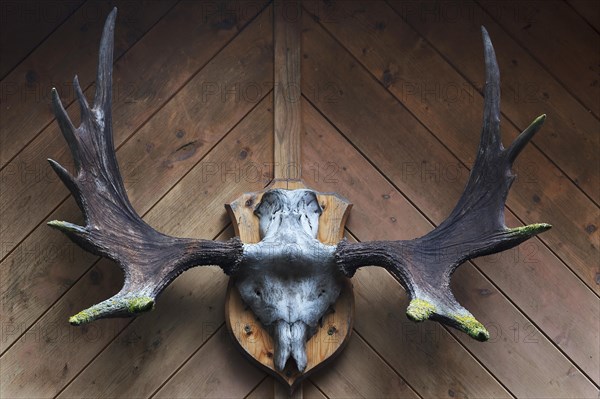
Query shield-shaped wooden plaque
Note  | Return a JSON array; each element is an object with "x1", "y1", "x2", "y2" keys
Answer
[{"x1": 225, "y1": 179, "x2": 354, "y2": 391}]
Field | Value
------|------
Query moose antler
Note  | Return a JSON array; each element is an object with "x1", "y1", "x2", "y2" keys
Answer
[
  {"x1": 335, "y1": 27, "x2": 550, "y2": 341},
  {"x1": 47, "y1": 8, "x2": 243, "y2": 325},
  {"x1": 47, "y1": 6, "x2": 550, "y2": 353}
]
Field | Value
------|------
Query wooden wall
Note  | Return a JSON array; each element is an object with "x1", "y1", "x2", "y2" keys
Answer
[{"x1": 1, "y1": 1, "x2": 598, "y2": 397}]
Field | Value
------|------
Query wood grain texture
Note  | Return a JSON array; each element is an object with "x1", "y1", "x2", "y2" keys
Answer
[
  {"x1": 153, "y1": 327, "x2": 266, "y2": 399},
  {"x1": 309, "y1": 329, "x2": 419, "y2": 398},
  {"x1": 274, "y1": 0, "x2": 302, "y2": 179}
]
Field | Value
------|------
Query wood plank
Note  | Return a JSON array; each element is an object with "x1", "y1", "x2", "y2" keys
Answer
[
  {"x1": 385, "y1": 0, "x2": 600, "y2": 205},
  {"x1": 0, "y1": 0, "x2": 177, "y2": 167},
  {"x1": 247, "y1": 378, "x2": 274, "y2": 399},
  {"x1": 0, "y1": 11, "x2": 273, "y2": 353},
  {"x1": 250, "y1": 377, "x2": 327, "y2": 399},
  {"x1": 246, "y1": 376, "x2": 328, "y2": 399},
  {"x1": 478, "y1": 0, "x2": 600, "y2": 118},
  {"x1": 153, "y1": 327, "x2": 265, "y2": 399},
  {"x1": 568, "y1": 0, "x2": 600, "y2": 32},
  {"x1": 274, "y1": 0, "x2": 302, "y2": 180},
  {"x1": 303, "y1": 381, "x2": 328, "y2": 399},
  {"x1": 300, "y1": 7, "x2": 600, "y2": 296},
  {"x1": 304, "y1": 0, "x2": 600, "y2": 380},
  {"x1": 0, "y1": 0, "x2": 268, "y2": 261},
  {"x1": 309, "y1": 332, "x2": 419, "y2": 398},
  {"x1": 2, "y1": 97, "x2": 273, "y2": 399},
  {"x1": 0, "y1": 0, "x2": 84, "y2": 78},
  {"x1": 300, "y1": 99, "x2": 598, "y2": 397}
]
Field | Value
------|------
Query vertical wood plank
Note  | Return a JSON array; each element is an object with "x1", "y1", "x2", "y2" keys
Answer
[{"x1": 274, "y1": 0, "x2": 302, "y2": 181}]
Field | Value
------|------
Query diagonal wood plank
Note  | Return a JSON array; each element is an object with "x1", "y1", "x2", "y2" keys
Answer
[
  {"x1": 478, "y1": 0, "x2": 600, "y2": 118},
  {"x1": 301, "y1": 8, "x2": 600, "y2": 297},
  {"x1": 0, "y1": 0, "x2": 268, "y2": 261},
  {"x1": 303, "y1": 381, "x2": 329, "y2": 399},
  {"x1": 246, "y1": 377, "x2": 275, "y2": 399},
  {"x1": 301, "y1": 98, "x2": 598, "y2": 397},
  {"x1": 0, "y1": 2, "x2": 273, "y2": 352},
  {"x1": 567, "y1": 0, "x2": 600, "y2": 32},
  {"x1": 0, "y1": 0, "x2": 85, "y2": 78},
  {"x1": 152, "y1": 326, "x2": 266, "y2": 399},
  {"x1": 309, "y1": 330, "x2": 419, "y2": 398},
  {"x1": 303, "y1": 0, "x2": 599, "y2": 381},
  {"x1": 2, "y1": 94, "x2": 273, "y2": 399},
  {"x1": 0, "y1": 0, "x2": 177, "y2": 167}
]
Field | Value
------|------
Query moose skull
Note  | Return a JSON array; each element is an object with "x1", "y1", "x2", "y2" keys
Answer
[{"x1": 237, "y1": 189, "x2": 342, "y2": 371}]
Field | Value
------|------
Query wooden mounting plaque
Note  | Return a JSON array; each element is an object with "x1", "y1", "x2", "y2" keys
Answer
[{"x1": 225, "y1": 179, "x2": 354, "y2": 390}]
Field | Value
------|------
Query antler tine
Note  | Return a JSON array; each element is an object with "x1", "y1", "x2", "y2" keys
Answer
[
  {"x1": 93, "y1": 7, "x2": 116, "y2": 117},
  {"x1": 336, "y1": 27, "x2": 551, "y2": 341},
  {"x1": 480, "y1": 26, "x2": 501, "y2": 152},
  {"x1": 47, "y1": 8, "x2": 243, "y2": 326}
]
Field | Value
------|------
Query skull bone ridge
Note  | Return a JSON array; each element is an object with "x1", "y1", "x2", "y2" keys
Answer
[{"x1": 236, "y1": 189, "x2": 343, "y2": 372}]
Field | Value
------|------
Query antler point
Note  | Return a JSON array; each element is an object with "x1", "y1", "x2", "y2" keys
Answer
[
  {"x1": 69, "y1": 308, "x2": 99, "y2": 326},
  {"x1": 509, "y1": 223, "x2": 552, "y2": 237},
  {"x1": 453, "y1": 314, "x2": 489, "y2": 342},
  {"x1": 47, "y1": 220, "x2": 85, "y2": 233}
]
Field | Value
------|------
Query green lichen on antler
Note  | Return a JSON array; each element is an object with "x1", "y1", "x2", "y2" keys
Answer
[
  {"x1": 68, "y1": 296, "x2": 154, "y2": 326},
  {"x1": 453, "y1": 314, "x2": 490, "y2": 342},
  {"x1": 509, "y1": 223, "x2": 552, "y2": 236},
  {"x1": 69, "y1": 308, "x2": 101, "y2": 326},
  {"x1": 126, "y1": 296, "x2": 154, "y2": 313},
  {"x1": 406, "y1": 299, "x2": 436, "y2": 322}
]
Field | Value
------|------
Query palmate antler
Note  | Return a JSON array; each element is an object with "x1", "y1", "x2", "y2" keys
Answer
[
  {"x1": 47, "y1": 8, "x2": 243, "y2": 325},
  {"x1": 335, "y1": 27, "x2": 550, "y2": 341}
]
